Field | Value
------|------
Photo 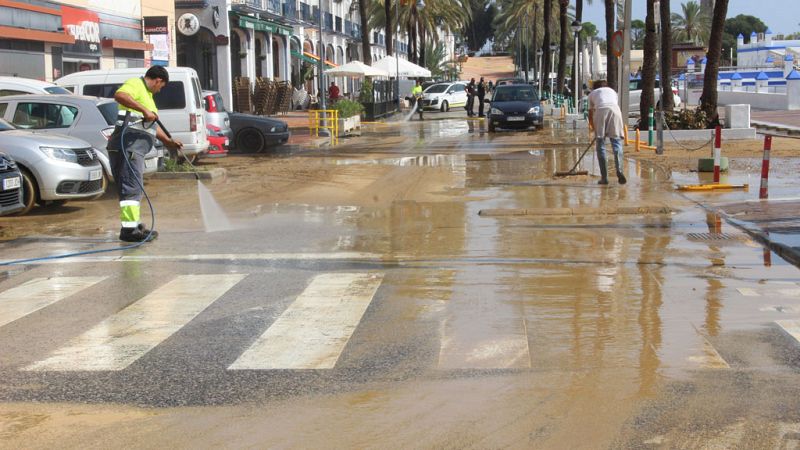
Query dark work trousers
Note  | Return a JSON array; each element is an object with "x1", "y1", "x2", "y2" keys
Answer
[
  {"x1": 466, "y1": 95, "x2": 474, "y2": 116},
  {"x1": 478, "y1": 94, "x2": 485, "y2": 116},
  {"x1": 107, "y1": 128, "x2": 153, "y2": 202}
]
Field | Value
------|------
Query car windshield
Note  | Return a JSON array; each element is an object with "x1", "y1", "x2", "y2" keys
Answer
[
  {"x1": 425, "y1": 84, "x2": 449, "y2": 94},
  {"x1": 493, "y1": 86, "x2": 538, "y2": 102},
  {"x1": 44, "y1": 86, "x2": 72, "y2": 95},
  {"x1": 0, "y1": 118, "x2": 16, "y2": 131}
]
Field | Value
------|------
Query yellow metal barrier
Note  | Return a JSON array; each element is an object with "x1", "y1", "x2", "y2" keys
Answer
[{"x1": 308, "y1": 109, "x2": 340, "y2": 145}]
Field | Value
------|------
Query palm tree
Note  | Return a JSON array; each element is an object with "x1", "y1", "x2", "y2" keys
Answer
[
  {"x1": 639, "y1": 0, "x2": 657, "y2": 129},
  {"x1": 385, "y1": 0, "x2": 393, "y2": 55},
  {"x1": 556, "y1": 0, "x2": 569, "y2": 95},
  {"x1": 356, "y1": 0, "x2": 372, "y2": 64},
  {"x1": 660, "y1": 0, "x2": 674, "y2": 110},
  {"x1": 543, "y1": 0, "x2": 553, "y2": 93},
  {"x1": 402, "y1": 0, "x2": 470, "y2": 66},
  {"x1": 700, "y1": 0, "x2": 729, "y2": 119},
  {"x1": 671, "y1": 1, "x2": 711, "y2": 45},
  {"x1": 604, "y1": 0, "x2": 617, "y2": 90}
]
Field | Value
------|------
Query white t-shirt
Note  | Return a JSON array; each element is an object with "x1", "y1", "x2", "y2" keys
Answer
[{"x1": 589, "y1": 87, "x2": 619, "y2": 109}]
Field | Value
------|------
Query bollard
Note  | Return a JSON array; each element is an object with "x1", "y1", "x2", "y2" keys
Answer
[
  {"x1": 760, "y1": 135, "x2": 771, "y2": 199},
  {"x1": 713, "y1": 125, "x2": 722, "y2": 183},
  {"x1": 635, "y1": 129, "x2": 641, "y2": 152},
  {"x1": 623, "y1": 127, "x2": 629, "y2": 146},
  {"x1": 648, "y1": 107, "x2": 654, "y2": 146}
]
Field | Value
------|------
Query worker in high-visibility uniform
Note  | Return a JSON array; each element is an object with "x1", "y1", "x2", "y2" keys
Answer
[
  {"x1": 411, "y1": 80, "x2": 424, "y2": 120},
  {"x1": 108, "y1": 65, "x2": 183, "y2": 242}
]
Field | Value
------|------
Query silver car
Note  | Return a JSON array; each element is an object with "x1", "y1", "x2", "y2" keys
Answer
[
  {"x1": 0, "y1": 95, "x2": 162, "y2": 181},
  {"x1": 0, "y1": 119, "x2": 104, "y2": 214},
  {"x1": 202, "y1": 90, "x2": 233, "y2": 141}
]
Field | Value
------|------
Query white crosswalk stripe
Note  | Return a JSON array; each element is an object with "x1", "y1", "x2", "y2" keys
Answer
[
  {"x1": 0, "y1": 277, "x2": 107, "y2": 329},
  {"x1": 24, "y1": 274, "x2": 246, "y2": 372},
  {"x1": 776, "y1": 320, "x2": 800, "y2": 344},
  {"x1": 229, "y1": 273, "x2": 383, "y2": 370}
]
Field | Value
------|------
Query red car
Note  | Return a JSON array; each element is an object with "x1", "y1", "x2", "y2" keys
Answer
[{"x1": 205, "y1": 124, "x2": 229, "y2": 158}]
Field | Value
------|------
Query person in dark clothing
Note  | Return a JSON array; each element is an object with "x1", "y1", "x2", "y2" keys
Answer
[
  {"x1": 477, "y1": 77, "x2": 487, "y2": 117},
  {"x1": 466, "y1": 78, "x2": 476, "y2": 117}
]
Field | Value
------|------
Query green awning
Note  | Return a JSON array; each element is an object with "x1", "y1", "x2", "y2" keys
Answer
[
  {"x1": 290, "y1": 50, "x2": 336, "y2": 67},
  {"x1": 237, "y1": 14, "x2": 292, "y2": 36}
]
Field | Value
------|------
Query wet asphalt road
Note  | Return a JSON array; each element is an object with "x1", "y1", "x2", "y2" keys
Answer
[{"x1": 3, "y1": 116, "x2": 800, "y2": 447}]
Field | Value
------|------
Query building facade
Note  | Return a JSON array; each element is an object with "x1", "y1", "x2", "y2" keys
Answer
[{"x1": 0, "y1": 0, "x2": 174, "y2": 81}]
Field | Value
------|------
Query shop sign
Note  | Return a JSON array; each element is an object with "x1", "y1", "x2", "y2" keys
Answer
[
  {"x1": 177, "y1": 13, "x2": 200, "y2": 36},
  {"x1": 61, "y1": 6, "x2": 101, "y2": 56},
  {"x1": 144, "y1": 16, "x2": 169, "y2": 35}
]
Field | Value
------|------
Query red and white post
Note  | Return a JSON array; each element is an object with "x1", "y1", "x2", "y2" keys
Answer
[
  {"x1": 760, "y1": 135, "x2": 772, "y2": 199},
  {"x1": 713, "y1": 125, "x2": 722, "y2": 183}
]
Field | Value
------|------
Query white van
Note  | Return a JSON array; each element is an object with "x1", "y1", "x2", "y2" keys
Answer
[
  {"x1": 0, "y1": 76, "x2": 72, "y2": 96},
  {"x1": 55, "y1": 67, "x2": 208, "y2": 159}
]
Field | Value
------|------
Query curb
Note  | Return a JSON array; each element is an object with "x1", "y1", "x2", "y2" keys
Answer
[
  {"x1": 147, "y1": 168, "x2": 226, "y2": 182},
  {"x1": 478, "y1": 205, "x2": 675, "y2": 217},
  {"x1": 719, "y1": 212, "x2": 800, "y2": 268},
  {"x1": 751, "y1": 120, "x2": 800, "y2": 136}
]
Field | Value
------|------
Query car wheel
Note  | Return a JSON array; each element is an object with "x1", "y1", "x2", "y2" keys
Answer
[
  {"x1": 488, "y1": 120, "x2": 496, "y2": 132},
  {"x1": 15, "y1": 169, "x2": 38, "y2": 215},
  {"x1": 441, "y1": 101, "x2": 449, "y2": 112},
  {"x1": 237, "y1": 127, "x2": 265, "y2": 153}
]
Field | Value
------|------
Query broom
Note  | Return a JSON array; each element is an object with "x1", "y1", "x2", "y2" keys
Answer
[{"x1": 554, "y1": 137, "x2": 597, "y2": 177}]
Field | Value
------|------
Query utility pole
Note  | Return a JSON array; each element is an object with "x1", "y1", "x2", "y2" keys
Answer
[{"x1": 619, "y1": 0, "x2": 632, "y2": 122}]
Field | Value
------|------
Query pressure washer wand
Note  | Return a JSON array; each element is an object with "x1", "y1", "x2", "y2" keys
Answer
[{"x1": 155, "y1": 118, "x2": 200, "y2": 181}]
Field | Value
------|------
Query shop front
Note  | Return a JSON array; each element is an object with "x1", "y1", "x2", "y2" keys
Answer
[{"x1": 60, "y1": 6, "x2": 102, "y2": 76}]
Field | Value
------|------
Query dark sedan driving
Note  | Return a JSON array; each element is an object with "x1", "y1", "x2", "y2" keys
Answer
[{"x1": 487, "y1": 84, "x2": 543, "y2": 132}]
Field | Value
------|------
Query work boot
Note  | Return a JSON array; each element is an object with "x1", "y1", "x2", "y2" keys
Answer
[
  {"x1": 617, "y1": 171, "x2": 627, "y2": 185},
  {"x1": 598, "y1": 156, "x2": 609, "y2": 185},
  {"x1": 119, "y1": 226, "x2": 158, "y2": 243}
]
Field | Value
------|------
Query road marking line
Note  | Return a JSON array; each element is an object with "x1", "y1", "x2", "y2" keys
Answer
[
  {"x1": 25, "y1": 274, "x2": 245, "y2": 371},
  {"x1": 0, "y1": 277, "x2": 107, "y2": 329},
  {"x1": 229, "y1": 273, "x2": 383, "y2": 370},
  {"x1": 438, "y1": 319, "x2": 531, "y2": 370},
  {"x1": 3, "y1": 252, "x2": 383, "y2": 265},
  {"x1": 778, "y1": 288, "x2": 800, "y2": 298},
  {"x1": 736, "y1": 288, "x2": 760, "y2": 297},
  {"x1": 776, "y1": 320, "x2": 800, "y2": 344}
]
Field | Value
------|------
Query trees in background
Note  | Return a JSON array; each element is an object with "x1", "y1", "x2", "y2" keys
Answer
[
  {"x1": 671, "y1": 1, "x2": 711, "y2": 45},
  {"x1": 722, "y1": 15, "x2": 767, "y2": 65}
]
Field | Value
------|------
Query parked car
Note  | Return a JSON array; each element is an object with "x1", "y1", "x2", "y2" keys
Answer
[
  {"x1": 55, "y1": 67, "x2": 208, "y2": 162},
  {"x1": 0, "y1": 119, "x2": 104, "y2": 214},
  {"x1": 229, "y1": 113, "x2": 290, "y2": 153},
  {"x1": 487, "y1": 84, "x2": 544, "y2": 132},
  {"x1": 205, "y1": 124, "x2": 229, "y2": 157},
  {"x1": 201, "y1": 90, "x2": 232, "y2": 143},
  {"x1": 0, "y1": 76, "x2": 72, "y2": 97},
  {"x1": 495, "y1": 78, "x2": 527, "y2": 86},
  {"x1": 421, "y1": 82, "x2": 467, "y2": 112},
  {"x1": 0, "y1": 152, "x2": 24, "y2": 216},
  {"x1": 0, "y1": 94, "x2": 162, "y2": 182},
  {"x1": 628, "y1": 78, "x2": 682, "y2": 115}
]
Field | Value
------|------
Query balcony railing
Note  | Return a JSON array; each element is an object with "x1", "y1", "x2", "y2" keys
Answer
[{"x1": 231, "y1": 0, "x2": 287, "y2": 16}]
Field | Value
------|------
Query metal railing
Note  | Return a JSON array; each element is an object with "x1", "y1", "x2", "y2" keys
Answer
[{"x1": 308, "y1": 109, "x2": 339, "y2": 145}]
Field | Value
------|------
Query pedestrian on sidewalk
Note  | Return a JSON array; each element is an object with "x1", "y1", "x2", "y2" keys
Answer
[
  {"x1": 477, "y1": 77, "x2": 487, "y2": 117},
  {"x1": 587, "y1": 80, "x2": 626, "y2": 185},
  {"x1": 466, "y1": 78, "x2": 476, "y2": 117}
]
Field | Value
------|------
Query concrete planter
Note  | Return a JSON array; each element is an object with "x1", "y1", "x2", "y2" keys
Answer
[{"x1": 337, "y1": 115, "x2": 361, "y2": 136}]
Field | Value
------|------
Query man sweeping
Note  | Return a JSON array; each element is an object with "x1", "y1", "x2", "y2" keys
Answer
[
  {"x1": 587, "y1": 80, "x2": 626, "y2": 185},
  {"x1": 109, "y1": 65, "x2": 183, "y2": 242}
]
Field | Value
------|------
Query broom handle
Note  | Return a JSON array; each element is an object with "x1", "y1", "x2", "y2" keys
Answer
[{"x1": 566, "y1": 137, "x2": 597, "y2": 174}]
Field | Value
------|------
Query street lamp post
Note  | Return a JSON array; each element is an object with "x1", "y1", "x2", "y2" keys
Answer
[
  {"x1": 550, "y1": 43, "x2": 557, "y2": 97},
  {"x1": 537, "y1": 49, "x2": 543, "y2": 99},
  {"x1": 571, "y1": 20, "x2": 582, "y2": 114},
  {"x1": 395, "y1": 0, "x2": 400, "y2": 112}
]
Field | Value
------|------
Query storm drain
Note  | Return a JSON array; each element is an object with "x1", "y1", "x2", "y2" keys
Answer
[{"x1": 686, "y1": 232, "x2": 741, "y2": 242}]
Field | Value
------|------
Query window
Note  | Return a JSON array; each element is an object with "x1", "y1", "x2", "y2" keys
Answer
[
  {"x1": 97, "y1": 102, "x2": 119, "y2": 126},
  {"x1": 44, "y1": 86, "x2": 71, "y2": 95},
  {"x1": 452, "y1": 84, "x2": 466, "y2": 93},
  {"x1": 12, "y1": 103, "x2": 78, "y2": 129},
  {"x1": 0, "y1": 89, "x2": 28, "y2": 97},
  {"x1": 0, "y1": 103, "x2": 6, "y2": 117},
  {"x1": 84, "y1": 83, "x2": 122, "y2": 98},
  {"x1": 154, "y1": 81, "x2": 186, "y2": 110}
]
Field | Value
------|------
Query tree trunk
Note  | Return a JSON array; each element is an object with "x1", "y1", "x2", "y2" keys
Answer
[
  {"x1": 700, "y1": 0, "x2": 728, "y2": 121},
  {"x1": 385, "y1": 0, "x2": 393, "y2": 56},
  {"x1": 604, "y1": 0, "x2": 618, "y2": 90},
  {"x1": 358, "y1": 0, "x2": 371, "y2": 64},
  {"x1": 660, "y1": 0, "x2": 674, "y2": 110},
  {"x1": 419, "y1": 20, "x2": 426, "y2": 67},
  {"x1": 639, "y1": 0, "x2": 657, "y2": 129},
  {"x1": 556, "y1": 0, "x2": 568, "y2": 95},
  {"x1": 409, "y1": 21, "x2": 417, "y2": 64},
  {"x1": 542, "y1": 0, "x2": 552, "y2": 94},
  {"x1": 576, "y1": 0, "x2": 583, "y2": 93}
]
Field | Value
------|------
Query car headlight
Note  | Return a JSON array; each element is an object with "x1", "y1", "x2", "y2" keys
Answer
[
  {"x1": 490, "y1": 108, "x2": 503, "y2": 115},
  {"x1": 40, "y1": 146, "x2": 78, "y2": 163},
  {"x1": 528, "y1": 106, "x2": 541, "y2": 114},
  {"x1": 270, "y1": 126, "x2": 277, "y2": 133}
]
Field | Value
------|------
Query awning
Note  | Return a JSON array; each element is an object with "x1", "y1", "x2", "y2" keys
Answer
[
  {"x1": 236, "y1": 14, "x2": 292, "y2": 36},
  {"x1": 102, "y1": 39, "x2": 153, "y2": 51},
  {"x1": 0, "y1": 25, "x2": 75, "y2": 44},
  {"x1": 291, "y1": 50, "x2": 336, "y2": 67}
]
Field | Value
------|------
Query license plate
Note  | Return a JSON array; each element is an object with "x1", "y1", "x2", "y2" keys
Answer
[
  {"x1": 2, "y1": 176, "x2": 20, "y2": 191},
  {"x1": 224, "y1": 139, "x2": 229, "y2": 146},
  {"x1": 144, "y1": 158, "x2": 157, "y2": 169},
  {"x1": 89, "y1": 169, "x2": 102, "y2": 181},
  {"x1": 507, "y1": 116, "x2": 525, "y2": 122}
]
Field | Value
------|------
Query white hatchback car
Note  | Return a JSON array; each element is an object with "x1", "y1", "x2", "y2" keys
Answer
[
  {"x1": 421, "y1": 82, "x2": 468, "y2": 112},
  {"x1": 0, "y1": 76, "x2": 73, "y2": 97}
]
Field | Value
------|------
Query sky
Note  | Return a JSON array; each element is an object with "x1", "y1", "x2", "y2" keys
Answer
[{"x1": 582, "y1": 0, "x2": 799, "y2": 36}]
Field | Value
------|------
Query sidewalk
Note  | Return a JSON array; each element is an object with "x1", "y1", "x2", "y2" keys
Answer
[
  {"x1": 716, "y1": 199, "x2": 800, "y2": 266},
  {"x1": 751, "y1": 110, "x2": 800, "y2": 135}
]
